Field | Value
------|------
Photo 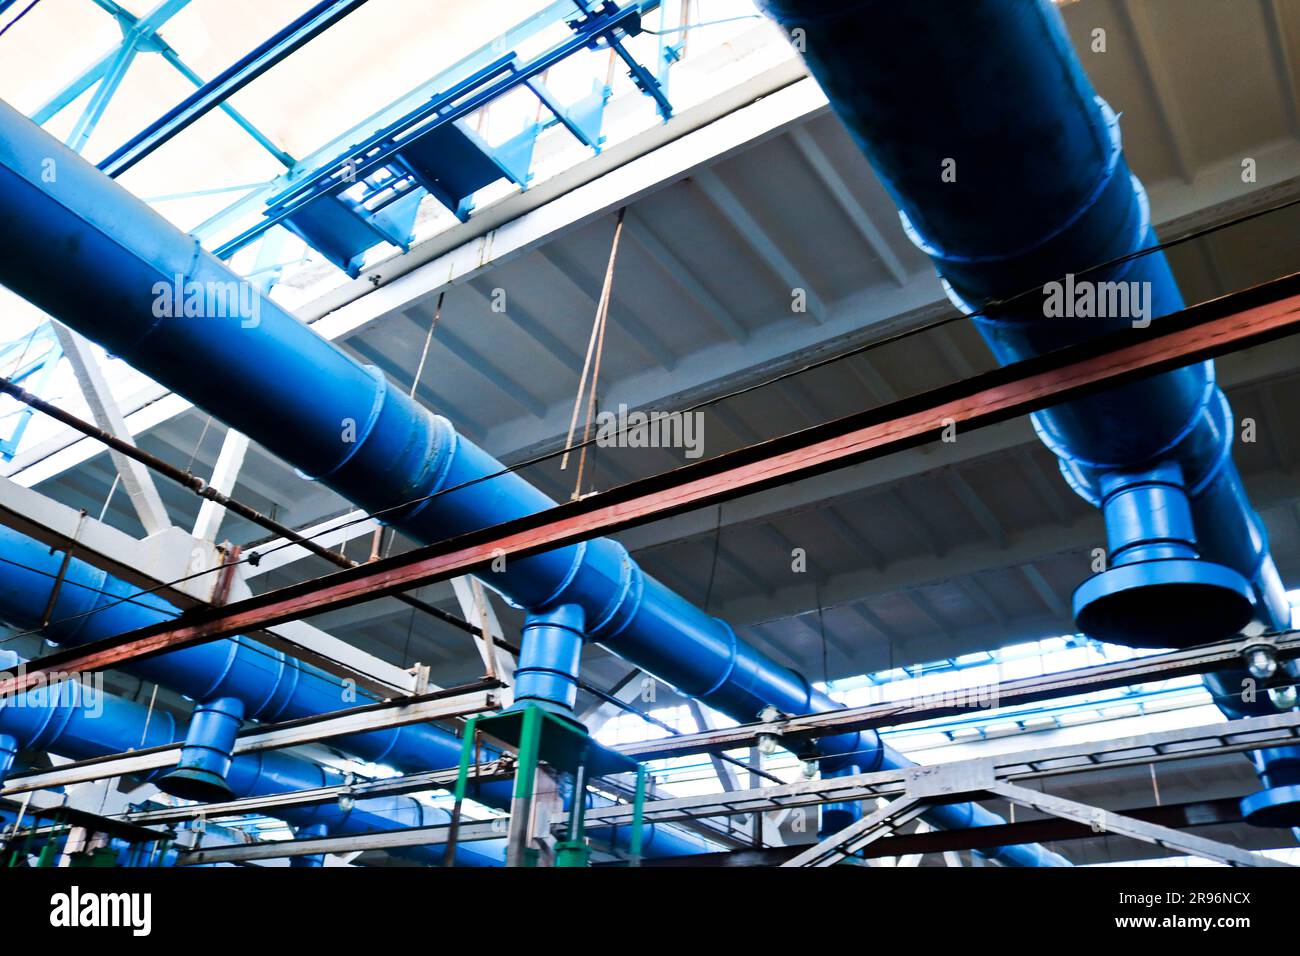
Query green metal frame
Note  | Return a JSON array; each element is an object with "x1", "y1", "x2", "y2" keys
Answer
[{"x1": 445, "y1": 704, "x2": 648, "y2": 868}]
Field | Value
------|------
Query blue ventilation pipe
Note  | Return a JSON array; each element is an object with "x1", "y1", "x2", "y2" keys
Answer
[
  {"x1": 0, "y1": 650, "x2": 508, "y2": 867},
  {"x1": 755, "y1": 0, "x2": 1300, "y2": 825},
  {"x1": 0, "y1": 530, "x2": 712, "y2": 861},
  {"x1": 0, "y1": 98, "x2": 1063, "y2": 865}
]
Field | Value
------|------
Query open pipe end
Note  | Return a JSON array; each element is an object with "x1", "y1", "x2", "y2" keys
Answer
[
  {"x1": 1073, "y1": 559, "x2": 1255, "y2": 648},
  {"x1": 158, "y1": 766, "x2": 237, "y2": 804},
  {"x1": 1241, "y1": 785, "x2": 1300, "y2": 828}
]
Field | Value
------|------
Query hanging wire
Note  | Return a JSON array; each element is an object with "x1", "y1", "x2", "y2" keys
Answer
[
  {"x1": 409, "y1": 291, "x2": 445, "y2": 399},
  {"x1": 183, "y1": 414, "x2": 214, "y2": 475},
  {"x1": 97, "y1": 473, "x2": 121, "y2": 522},
  {"x1": 561, "y1": 206, "x2": 627, "y2": 500},
  {"x1": 816, "y1": 583, "x2": 829, "y2": 688},
  {"x1": 702, "y1": 504, "x2": 724, "y2": 613}
]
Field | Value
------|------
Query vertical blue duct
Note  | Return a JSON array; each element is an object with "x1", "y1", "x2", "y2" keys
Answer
[
  {"x1": 754, "y1": 0, "x2": 1300, "y2": 824},
  {"x1": 0, "y1": 97, "x2": 1065, "y2": 863}
]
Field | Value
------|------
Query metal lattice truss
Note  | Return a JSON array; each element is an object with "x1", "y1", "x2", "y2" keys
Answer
[{"x1": 58, "y1": 706, "x2": 1300, "y2": 866}]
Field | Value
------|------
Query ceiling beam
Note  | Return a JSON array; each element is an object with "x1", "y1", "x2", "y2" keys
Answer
[
  {"x1": 787, "y1": 125, "x2": 909, "y2": 287},
  {"x1": 693, "y1": 168, "x2": 828, "y2": 324},
  {"x1": 625, "y1": 210, "x2": 749, "y2": 343}
]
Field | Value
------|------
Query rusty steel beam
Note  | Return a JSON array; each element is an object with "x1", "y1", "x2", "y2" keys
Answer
[{"x1": 4, "y1": 273, "x2": 1300, "y2": 699}]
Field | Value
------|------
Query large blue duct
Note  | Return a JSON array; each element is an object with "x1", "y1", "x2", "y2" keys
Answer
[
  {"x1": 755, "y1": 0, "x2": 1300, "y2": 824},
  {"x1": 0, "y1": 93, "x2": 1064, "y2": 865}
]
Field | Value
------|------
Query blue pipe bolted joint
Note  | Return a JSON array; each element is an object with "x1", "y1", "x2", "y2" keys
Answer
[
  {"x1": 1072, "y1": 463, "x2": 1255, "y2": 648},
  {"x1": 510, "y1": 604, "x2": 586, "y2": 716},
  {"x1": 160, "y1": 695, "x2": 247, "y2": 801}
]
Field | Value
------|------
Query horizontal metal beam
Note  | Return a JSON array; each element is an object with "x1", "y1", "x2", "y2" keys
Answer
[
  {"x1": 621, "y1": 798, "x2": 1250, "y2": 865},
  {"x1": 171, "y1": 709, "x2": 1300, "y2": 866},
  {"x1": 120, "y1": 761, "x2": 514, "y2": 827},
  {"x1": 6, "y1": 274, "x2": 1300, "y2": 699},
  {"x1": 176, "y1": 818, "x2": 506, "y2": 865},
  {"x1": 19, "y1": 587, "x2": 1280, "y2": 801},
  {"x1": 0, "y1": 800, "x2": 170, "y2": 846},
  {"x1": 615, "y1": 629, "x2": 1300, "y2": 761},
  {"x1": 570, "y1": 708, "x2": 1300, "y2": 831}
]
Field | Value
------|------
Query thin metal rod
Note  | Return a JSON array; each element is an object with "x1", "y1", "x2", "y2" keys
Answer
[
  {"x1": 570, "y1": 207, "x2": 626, "y2": 496},
  {"x1": 409, "y1": 290, "x2": 443, "y2": 399}
]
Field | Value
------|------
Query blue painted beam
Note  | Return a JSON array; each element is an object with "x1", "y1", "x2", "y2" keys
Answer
[
  {"x1": 32, "y1": 52, "x2": 114, "y2": 126},
  {"x1": 31, "y1": 1, "x2": 288, "y2": 169},
  {"x1": 156, "y1": 49, "x2": 295, "y2": 169},
  {"x1": 64, "y1": 34, "x2": 141, "y2": 153},
  {"x1": 63, "y1": 0, "x2": 198, "y2": 156},
  {"x1": 98, "y1": 0, "x2": 369, "y2": 178}
]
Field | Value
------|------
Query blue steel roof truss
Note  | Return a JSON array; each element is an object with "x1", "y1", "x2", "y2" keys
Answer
[
  {"x1": 208, "y1": 1, "x2": 673, "y2": 277},
  {"x1": 38, "y1": 0, "x2": 291, "y2": 167},
  {"x1": 24, "y1": 1, "x2": 673, "y2": 279}
]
